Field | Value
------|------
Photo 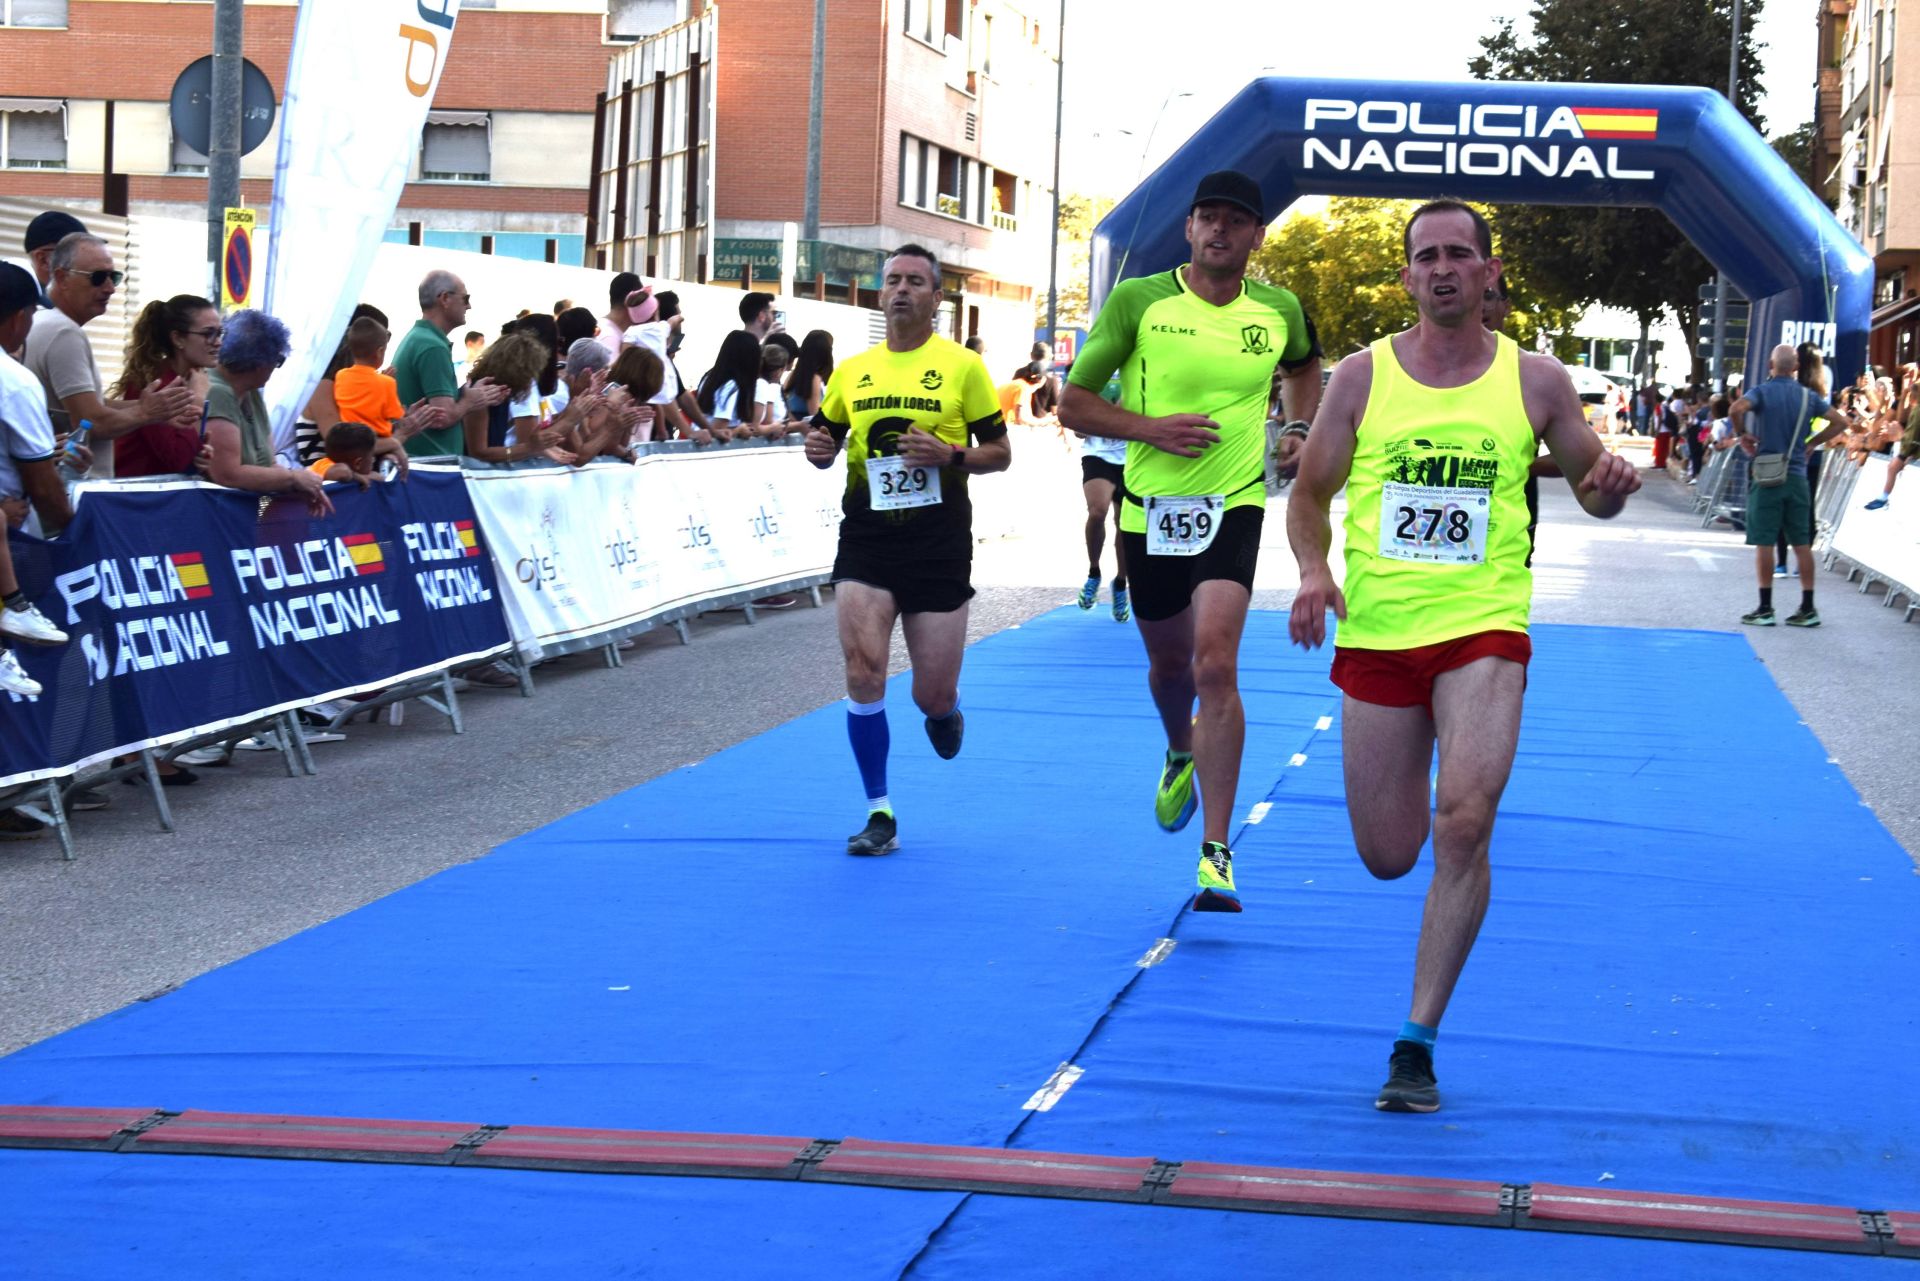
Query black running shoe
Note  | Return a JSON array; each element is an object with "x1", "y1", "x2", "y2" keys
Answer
[
  {"x1": 924, "y1": 710, "x2": 964, "y2": 760},
  {"x1": 846, "y1": 810, "x2": 899, "y2": 856},
  {"x1": 1374, "y1": 1040, "x2": 1440, "y2": 1113}
]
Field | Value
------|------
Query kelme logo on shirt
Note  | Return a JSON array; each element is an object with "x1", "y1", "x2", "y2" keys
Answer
[
  {"x1": 857, "y1": 373, "x2": 875, "y2": 388},
  {"x1": 1240, "y1": 324, "x2": 1272, "y2": 355},
  {"x1": 920, "y1": 369, "x2": 944, "y2": 391}
]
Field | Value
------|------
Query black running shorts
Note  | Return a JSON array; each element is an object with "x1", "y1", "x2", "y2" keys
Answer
[
  {"x1": 832, "y1": 540, "x2": 974, "y2": 615},
  {"x1": 1118, "y1": 503, "x2": 1263, "y2": 622},
  {"x1": 1080, "y1": 455, "x2": 1124, "y2": 487}
]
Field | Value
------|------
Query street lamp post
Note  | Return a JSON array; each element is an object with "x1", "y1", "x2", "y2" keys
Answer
[
  {"x1": 803, "y1": 0, "x2": 825, "y2": 243},
  {"x1": 1043, "y1": 0, "x2": 1066, "y2": 356},
  {"x1": 206, "y1": 0, "x2": 243, "y2": 302},
  {"x1": 1711, "y1": 0, "x2": 1744, "y2": 392}
]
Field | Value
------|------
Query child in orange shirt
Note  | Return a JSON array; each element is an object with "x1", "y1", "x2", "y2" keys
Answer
[
  {"x1": 310, "y1": 422, "x2": 379, "y2": 489},
  {"x1": 333, "y1": 317, "x2": 405, "y2": 434}
]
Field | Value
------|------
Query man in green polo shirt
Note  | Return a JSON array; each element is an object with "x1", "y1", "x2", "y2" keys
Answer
[
  {"x1": 396, "y1": 269, "x2": 509, "y2": 457},
  {"x1": 1058, "y1": 170, "x2": 1322, "y2": 913}
]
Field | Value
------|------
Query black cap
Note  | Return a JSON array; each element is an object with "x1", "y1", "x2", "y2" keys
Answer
[
  {"x1": 0, "y1": 262, "x2": 38, "y2": 317},
  {"x1": 24, "y1": 210, "x2": 86, "y2": 254},
  {"x1": 1190, "y1": 170, "x2": 1264, "y2": 222}
]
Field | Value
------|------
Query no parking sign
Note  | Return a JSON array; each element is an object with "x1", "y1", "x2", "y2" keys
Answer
[{"x1": 221, "y1": 207, "x2": 255, "y2": 310}]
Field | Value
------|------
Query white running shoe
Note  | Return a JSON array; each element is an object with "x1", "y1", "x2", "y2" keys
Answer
[
  {"x1": 0, "y1": 602, "x2": 66, "y2": 647},
  {"x1": 0, "y1": 649, "x2": 42, "y2": 698},
  {"x1": 173, "y1": 746, "x2": 231, "y2": 766}
]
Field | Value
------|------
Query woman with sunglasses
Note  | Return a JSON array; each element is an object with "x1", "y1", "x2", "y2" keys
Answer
[{"x1": 111, "y1": 294, "x2": 221, "y2": 478}]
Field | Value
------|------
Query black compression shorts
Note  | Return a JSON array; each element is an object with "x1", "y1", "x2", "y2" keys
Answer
[{"x1": 1118, "y1": 503, "x2": 1262, "y2": 622}]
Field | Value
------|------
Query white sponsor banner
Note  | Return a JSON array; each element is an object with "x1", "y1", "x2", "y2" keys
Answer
[
  {"x1": 1832, "y1": 454, "x2": 1920, "y2": 595},
  {"x1": 454, "y1": 447, "x2": 846, "y2": 655},
  {"x1": 262, "y1": 0, "x2": 464, "y2": 458}
]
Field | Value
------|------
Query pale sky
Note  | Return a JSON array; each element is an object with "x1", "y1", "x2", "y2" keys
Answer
[{"x1": 1057, "y1": 0, "x2": 1818, "y2": 199}]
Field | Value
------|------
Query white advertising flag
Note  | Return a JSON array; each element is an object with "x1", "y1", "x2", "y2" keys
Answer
[{"x1": 262, "y1": 0, "x2": 464, "y2": 457}]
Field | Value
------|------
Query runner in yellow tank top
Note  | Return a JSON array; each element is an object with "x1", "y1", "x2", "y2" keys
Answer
[{"x1": 1286, "y1": 201, "x2": 1641, "y2": 1114}]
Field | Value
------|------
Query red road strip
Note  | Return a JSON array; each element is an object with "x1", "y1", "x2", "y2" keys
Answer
[
  {"x1": 1885, "y1": 1211, "x2": 1920, "y2": 1257},
  {"x1": 1163, "y1": 1161, "x2": 1508, "y2": 1224},
  {"x1": 464, "y1": 1127, "x2": 815, "y2": 1176},
  {"x1": 131, "y1": 1110, "x2": 482, "y2": 1162},
  {"x1": 0, "y1": 1105, "x2": 162, "y2": 1149},
  {"x1": 0, "y1": 1106, "x2": 1904, "y2": 1257},
  {"x1": 1525, "y1": 1183, "x2": 1877, "y2": 1252},
  {"x1": 813, "y1": 1137, "x2": 1157, "y2": 1197}
]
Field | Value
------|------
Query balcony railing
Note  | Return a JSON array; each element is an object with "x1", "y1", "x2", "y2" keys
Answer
[
  {"x1": 936, "y1": 192, "x2": 962, "y2": 217},
  {"x1": 991, "y1": 210, "x2": 1017, "y2": 231}
]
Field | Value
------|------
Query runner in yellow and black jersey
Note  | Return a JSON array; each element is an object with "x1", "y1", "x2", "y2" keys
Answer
[
  {"x1": 817, "y1": 325, "x2": 1006, "y2": 562},
  {"x1": 805, "y1": 244, "x2": 1011, "y2": 858}
]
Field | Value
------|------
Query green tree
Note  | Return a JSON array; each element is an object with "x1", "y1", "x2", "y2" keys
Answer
[
  {"x1": 1470, "y1": 0, "x2": 1767, "y2": 379},
  {"x1": 1770, "y1": 121, "x2": 1829, "y2": 206},
  {"x1": 1248, "y1": 197, "x2": 1584, "y2": 361},
  {"x1": 1035, "y1": 192, "x2": 1116, "y2": 330}
]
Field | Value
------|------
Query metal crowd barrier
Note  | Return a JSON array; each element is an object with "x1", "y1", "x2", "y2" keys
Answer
[
  {"x1": 1813, "y1": 450, "x2": 1863, "y2": 553},
  {"x1": 438, "y1": 437, "x2": 833, "y2": 696},
  {"x1": 1696, "y1": 447, "x2": 1749, "y2": 528},
  {"x1": 1818, "y1": 451, "x2": 1919, "y2": 622},
  {"x1": 14, "y1": 438, "x2": 835, "y2": 857}
]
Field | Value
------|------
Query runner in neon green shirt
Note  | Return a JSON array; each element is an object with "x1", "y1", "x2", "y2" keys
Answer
[{"x1": 1060, "y1": 170, "x2": 1323, "y2": 913}]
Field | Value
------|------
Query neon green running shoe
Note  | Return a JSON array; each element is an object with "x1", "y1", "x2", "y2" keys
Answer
[
  {"x1": 1154, "y1": 751, "x2": 1196, "y2": 832},
  {"x1": 1076, "y1": 575, "x2": 1100, "y2": 610},
  {"x1": 1194, "y1": 841, "x2": 1241, "y2": 912}
]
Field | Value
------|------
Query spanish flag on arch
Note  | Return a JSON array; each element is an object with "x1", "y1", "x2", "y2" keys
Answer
[{"x1": 1571, "y1": 107, "x2": 1659, "y2": 141}]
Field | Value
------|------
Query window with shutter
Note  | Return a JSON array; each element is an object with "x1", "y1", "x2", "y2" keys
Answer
[
  {"x1": 4, "y1": 0, "x2": 68, "y2": 28},
  {"x1": 421, "y1": 121, "x2": 490, "y2": 182},
  {"x1": 171, "y1": 132, "x2": 209, "y2": 175},
  {"x1": 6, "y1": 110, "x2": 64, "y2": 168}
]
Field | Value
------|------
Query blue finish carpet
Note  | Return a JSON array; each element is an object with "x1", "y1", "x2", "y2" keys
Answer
[{"x1": 1, "y1": 610, "x2": 1912, "y2": 1277}]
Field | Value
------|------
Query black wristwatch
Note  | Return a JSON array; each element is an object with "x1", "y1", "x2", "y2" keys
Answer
[{"x1": 949, "y1": 447, "x2": 966, "y2": 469}]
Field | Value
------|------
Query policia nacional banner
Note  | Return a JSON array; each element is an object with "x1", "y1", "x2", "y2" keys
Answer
[{"x1": 0, "y1": 472, "x2": 509, "y2": 787}]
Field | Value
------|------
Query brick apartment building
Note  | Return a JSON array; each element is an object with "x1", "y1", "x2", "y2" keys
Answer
[
  {"x1": 1812, "y1": 0, "x2": 1920, "y2": 368},
  {"x1": 0, "y1": 0, "x2": 616, "y2": 264},
  {"x1": 594, "y1": 0, "x2": 1058, "y2": 338}
]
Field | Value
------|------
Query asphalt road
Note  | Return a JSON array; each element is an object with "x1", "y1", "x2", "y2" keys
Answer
[{"x1": 2, "y1": 430, "x2": 1912, "y2": 1055}]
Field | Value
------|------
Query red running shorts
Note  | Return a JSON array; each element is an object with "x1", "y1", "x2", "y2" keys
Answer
[{"x1": 1331, "y1": 630, "x2": 1532, "y2": 712}]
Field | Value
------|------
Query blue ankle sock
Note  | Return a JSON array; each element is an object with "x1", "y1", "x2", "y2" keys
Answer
[
  {"x1": 847, "y1": 698, "x2": 889, "y2": 805},
  {"x1": 1398, "y1": 1020, "x2": 1438, "y2": 1049}
]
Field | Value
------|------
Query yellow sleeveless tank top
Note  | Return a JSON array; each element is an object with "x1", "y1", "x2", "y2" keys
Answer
[{"x1": 1338, "y1": 332, "x2": 1536, "y2": 650}]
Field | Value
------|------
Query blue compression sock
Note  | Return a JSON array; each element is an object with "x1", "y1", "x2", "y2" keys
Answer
[
  {"x1": 847, "y1": 697, "x2": 890, "y2": 808},
  {"x1": 1398, "y1": 1020, "x2": 1438, "y2": 1049}
]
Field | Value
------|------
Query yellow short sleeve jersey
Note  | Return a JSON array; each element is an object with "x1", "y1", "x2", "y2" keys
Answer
[{"x1": 817, "y1": 334, "x2": 1007, "y2": 558}]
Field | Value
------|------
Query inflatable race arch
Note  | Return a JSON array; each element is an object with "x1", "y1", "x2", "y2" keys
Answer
[{"x1": 1090, "y1": 77, "x2": 1872, "y2": 385}]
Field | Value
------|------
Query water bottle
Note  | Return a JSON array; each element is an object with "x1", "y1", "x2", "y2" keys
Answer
[
  {"x1": 59, "y1": 419, "x2": 92, "y2": 480},
  {"x1": 63, "y1": 418, "x2": 92, "y2": 468}
]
